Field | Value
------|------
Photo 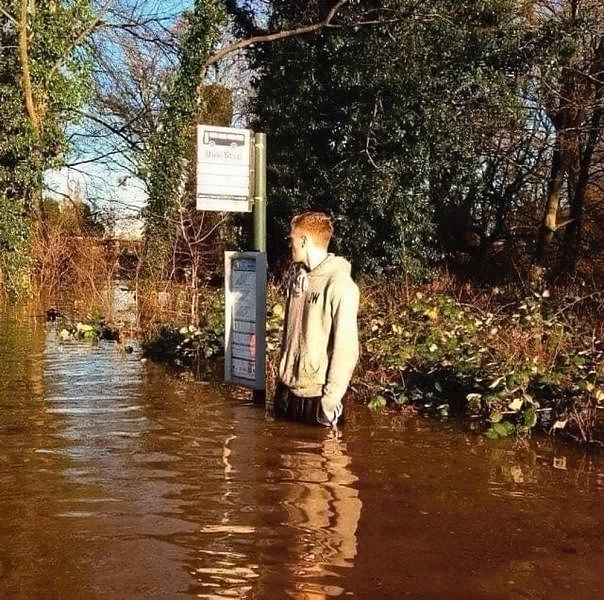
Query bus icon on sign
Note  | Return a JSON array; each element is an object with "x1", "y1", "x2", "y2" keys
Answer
[{"x1": 203, "y1": 130, "x2": 246, "y2": 147}]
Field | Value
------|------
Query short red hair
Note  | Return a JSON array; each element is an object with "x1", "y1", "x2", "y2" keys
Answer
[{"x1": 291, "y1": 211, "x2": 333, "y2": 248}]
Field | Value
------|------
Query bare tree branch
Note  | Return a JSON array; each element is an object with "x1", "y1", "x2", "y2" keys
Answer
[
  {"x1": 201, "y1": 0, "x2": 349, "y2": 75},
  {"x1": 0, "y1": 5, "x2": 17, "y2": 25}
]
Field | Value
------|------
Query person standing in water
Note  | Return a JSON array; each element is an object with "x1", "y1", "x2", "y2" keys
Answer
[{"x1": 273, "y1": 211, "x2": 359, "y2": 427}]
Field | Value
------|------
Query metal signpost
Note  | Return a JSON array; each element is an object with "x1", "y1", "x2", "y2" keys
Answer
[{"x1": 196, "y1": 125, "x2": 267, "y2": 400}]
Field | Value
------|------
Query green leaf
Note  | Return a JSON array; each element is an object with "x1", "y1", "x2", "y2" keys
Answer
[
  {"x1": 395, "y1": 393, "x2": 408, "y2": 405},
  {"x1": 493, "y1": 421, "x2": 515, "y2": 438},
  {"x1": 490, "y1": 411, "x2": 503, "y2": 423},
  {"x1": 484, "y1": 428, "x2": 500, "y2": 439},
  {"x1": 368, "y1": 395, "x2": 387, "y2": 411},
  {"x1": 523, "y1": 407, "x2": 537, "y2": 428},
  {"x1": 271, "y1": 303, "x2": 285, "y2": 318}
]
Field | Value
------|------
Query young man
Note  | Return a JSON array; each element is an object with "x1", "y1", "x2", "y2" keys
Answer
[{"x1": 273, "y1": 211, "x2": 360, "y2": 427}]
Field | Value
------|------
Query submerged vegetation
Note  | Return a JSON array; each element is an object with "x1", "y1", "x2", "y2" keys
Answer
[
  {"x1": 358, "y1": 279, "x2": 604, "y2": 444},
  {"x1": 140, "y1": 290, "x2": 225, "y2": 378}
]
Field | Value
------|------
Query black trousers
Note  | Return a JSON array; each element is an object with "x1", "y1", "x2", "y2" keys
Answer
[{"x1": 272, "y1": 381, "x2": 322, "y2": 425}]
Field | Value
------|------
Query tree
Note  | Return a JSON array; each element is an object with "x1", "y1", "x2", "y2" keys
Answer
[
  {"x1": 532, "y1": 1, "x2": 604, "y2": 277},
  {"x1": 140, "y1": 0, "x2": 229, "y2": 282},
  {"x1": 140, "y1": 0, "x2": 351, "y2": 287},
  {"x1": 0, "y1": 0, "x2": 96, "y2": 297},
  {"x1": 245, "y1": 0, "x2": 546, "y2": 277},
  {"x1": 0, "y1": 0, "x2": 99, "y2": 208},
  {"x1": 70, "y1": 0, "x2": 183, "y2": 180}
]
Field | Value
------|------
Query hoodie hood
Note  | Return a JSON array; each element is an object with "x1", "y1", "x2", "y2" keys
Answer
[
  {"x1": 309, "y1": 254, "x2": 352, "y2": 278},
  {"x1": 292, "y1": 254, "x2": 351, "y2": 296}
]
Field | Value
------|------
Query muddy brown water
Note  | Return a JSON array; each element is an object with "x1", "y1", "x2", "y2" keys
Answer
[{"x1": 1, "y1": 303, "x2": 604, "y2": 599}]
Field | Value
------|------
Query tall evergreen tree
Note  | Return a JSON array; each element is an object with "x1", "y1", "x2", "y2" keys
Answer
[{"x1": 248, "y1": 0, "x2": 546, "y2": 277}]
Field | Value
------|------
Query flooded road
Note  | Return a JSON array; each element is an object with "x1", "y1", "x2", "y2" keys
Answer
[{"x1": 1, "y1": 304, "x2": 604, "y2": 599}]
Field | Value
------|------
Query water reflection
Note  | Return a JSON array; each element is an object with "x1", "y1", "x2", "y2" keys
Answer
[
  {"x1": 487, "y1": 439, "x2": 604, "y2": 497},
  {"x1": 272, "y1": 429, "x2": 361, "y2": 598},
  {"x1": 188, "y1": 421, "x2": 361, "y2": 599}
]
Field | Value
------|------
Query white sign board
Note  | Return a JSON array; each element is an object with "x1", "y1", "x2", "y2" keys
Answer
[
  {"x1": 224, "y1": 251, "x2": 267, "y2": 390},
  {"x1": 196, "y1": 125, "x2": 253, "y2": 212}
]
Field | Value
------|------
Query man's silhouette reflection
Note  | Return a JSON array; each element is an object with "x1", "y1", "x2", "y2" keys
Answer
[{"x1": 279, "y1": 429, "x2": 362, "y2": 598}]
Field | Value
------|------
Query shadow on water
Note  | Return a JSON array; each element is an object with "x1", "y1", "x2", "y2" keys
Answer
[{"x1": 1, "y1": 302, "x2": 604, "y2": 599}]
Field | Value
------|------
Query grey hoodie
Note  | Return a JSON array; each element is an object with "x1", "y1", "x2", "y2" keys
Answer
[{"x1": 278, "y1": 254, "x2": 359, "y2": 412}]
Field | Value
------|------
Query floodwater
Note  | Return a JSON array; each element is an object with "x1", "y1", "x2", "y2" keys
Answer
[{"x1": 1, "y1": 303, "x2": 604, "y2": 600}]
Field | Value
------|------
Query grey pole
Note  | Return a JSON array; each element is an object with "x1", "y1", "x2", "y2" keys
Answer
[
  {"x1": 253, "y1": 132, "x2": 266, "y2": 252},
  {"x1": 252, "y1": 132, "x2": 267, "y2": 405}
]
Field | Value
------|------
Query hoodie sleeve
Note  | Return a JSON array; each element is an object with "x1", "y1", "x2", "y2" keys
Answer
[{"x1": 321, "y1": 276, "x2": 360, "y2": 412}]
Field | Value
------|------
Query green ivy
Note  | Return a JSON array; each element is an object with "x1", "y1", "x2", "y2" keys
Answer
[
  {"x1": 363, "y1": 287, "x2": 604, "y2": 441},
  {"x1": 0, "y1": 197, "x2": 34, "y2": 300}
]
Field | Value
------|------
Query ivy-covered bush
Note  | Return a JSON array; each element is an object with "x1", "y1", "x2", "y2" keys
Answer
[
  {"x1": 0, "y1": 196, "x2": 34, "y2": 300},
  {"x1": 362, "y1": 284, "x2": 604, "y2": 443}
]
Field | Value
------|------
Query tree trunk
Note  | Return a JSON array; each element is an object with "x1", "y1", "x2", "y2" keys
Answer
[
  {"x1": 561, "y1": 104, "x2": 603, "y2": 273},
  {"x1": 18, "y1": 0, "x2": 40, "y2": 134},
  {"x1": 535, "y1": 143, "x2": 565, "y2": 266}
]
